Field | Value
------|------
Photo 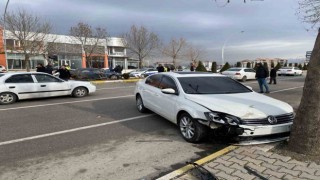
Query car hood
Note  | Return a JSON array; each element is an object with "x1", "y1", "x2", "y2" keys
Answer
[{"x1": 184, "y1": 92, "x2": 293, "y2": 119}]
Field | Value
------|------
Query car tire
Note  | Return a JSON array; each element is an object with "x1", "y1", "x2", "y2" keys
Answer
[
  {"x1": 72, "y1": 87, "x2": 88, "y2": 98},
  {"x1": 136, "y1": 95, "x2": 148, "y2": 113},
  {"x1": 242, "y1": 76, "x2": 247, "y2": 82},
  {"x1": 0, "y1": 92, "x2": 17, "y2": 105},
  {"x1": 178, "y1": 113, "x2": 208, "y2": 143},
  {"x1": 110, "y1": 75, "x2": 118, "y2": 80}
]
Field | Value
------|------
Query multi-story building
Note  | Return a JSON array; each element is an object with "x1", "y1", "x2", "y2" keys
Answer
[{"x1": 0, "y1": 27, "x2": 138, "y2": 71}]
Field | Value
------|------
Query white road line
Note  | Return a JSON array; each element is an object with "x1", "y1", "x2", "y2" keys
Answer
[
  {"x1": 270, "y1": 86, "x2": 304, "y2": 93},
  {"x1": 0, "y1": 95, "x2": 134, "y2": 111},
  {"x1": 0, "y1": 114, "x2": 154, "y2": 146},
  {"x1": 96, "y1": 86, "x2": 135, "y2": 91}
]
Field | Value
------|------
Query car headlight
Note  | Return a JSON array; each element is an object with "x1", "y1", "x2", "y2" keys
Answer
[{"x1": 204, "y1": 112, "x2": 240, "y2": 126}]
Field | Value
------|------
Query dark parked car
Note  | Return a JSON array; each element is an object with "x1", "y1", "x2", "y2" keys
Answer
[
  {"x1": 103, "y1": 68, "x2": 122, "y2": 80},
  {"x1": 72, "y1": 68, "x2": 107, "y2": 80}
]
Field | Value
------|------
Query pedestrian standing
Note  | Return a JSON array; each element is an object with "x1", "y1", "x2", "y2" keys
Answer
[
  {"x1": 157, "y1": 64, "x2": 164, "y2": 72},
  {"x1": 45, "y1": 63, "x2": 54, "y2": 75},
  {"x1": 255, "y1": 63, "x2": 270, "y2": 93},
  {"x1": 269, "y1": 65, "x2": 277, "y2": 85},
  {"x1": 36, "y1": 63, "x2": 46, "y2": 72},
  {"x1": 55, "y1": 65, "x2": 71, "y2": 81}
]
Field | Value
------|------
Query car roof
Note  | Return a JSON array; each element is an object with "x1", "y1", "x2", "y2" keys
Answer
[{"x1": 157, "y1": 72, "x2": 225, "y2": 78}]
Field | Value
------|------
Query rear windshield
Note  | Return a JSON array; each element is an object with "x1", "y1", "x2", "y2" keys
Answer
[{"x1": 178, "y1": 76, "x2": 252, "y2": 94}]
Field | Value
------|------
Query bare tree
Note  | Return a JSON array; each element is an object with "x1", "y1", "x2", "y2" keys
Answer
[
  {"x1": 70, "y1": 22, "x2": 107, "y2": 68},
  {"x1": 162, "y1": 37, "x2": 187, "y2": 67},
  {"x1": 186, "y1": 44, "x2": 202, "y2": 64},
  {"x1": 4, "y1": 9, "x2": 52, "y2": 71},
  {"x1": 288, "y1": 0, "x2": 320, "y2": 156},
  {"x1": 123, "y1": 25, "x2": 159, "y2": 68}
]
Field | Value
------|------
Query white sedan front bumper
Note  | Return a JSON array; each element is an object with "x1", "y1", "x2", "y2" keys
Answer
[{"x1": 239, "y1": 122, "x2": 292, "y2": 137}]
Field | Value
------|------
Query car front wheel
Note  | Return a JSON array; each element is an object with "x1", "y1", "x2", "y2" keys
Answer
[
  {"x1": 136, "y1": 95, "x2": 148, "y2": 113},
  {"x1": 72, "y1": 87, "x2": 88, "y2": 97},
  {"x1": 178, "y1": 113, "x2": 208, "y2": 143},
  {"x1": 0, "y1": 92, "x2": 17, "y2": 105},
  {"x1": 242, "y1": 76, "x2": 247, "y2": 82}
]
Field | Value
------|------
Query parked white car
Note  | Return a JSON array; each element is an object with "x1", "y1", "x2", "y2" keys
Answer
[
  {"x1": 129, "y1": 68, "x2": 158, "y2": 78},
  {"x1": 135, "y1": 72, "x2": 294, "y2": 144},
  {"x1": 277, "y1": 67, "x2": 303, "y2": 76},
  {"x1": 0, "y1": 72, "x2": 96, "y2": 105},
  {"x1": 221, "y1": 68, "x2": 256, "y2": 81}
]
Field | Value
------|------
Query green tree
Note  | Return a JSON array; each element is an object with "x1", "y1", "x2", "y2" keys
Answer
[
  {"x1": 284, "y1": 62, "x2": 288, "y2": 67},
  {"x1": 211, "y1": 61, "x2": 217, "y2": 73},
  {"x1": 294, "y1": 63, "x2": 298, "y2": 67},
  {"x1": 220, "y1": 62, "x2": 231, "y2": 72},
  {"x1": 271, "y1": 61, "x2": 275, "y2": 68},
  {"x1": 236, "y1": 62, "x2": 242, "y2": 67},
  {"x1": 275, "y1": 62, "x2": 282, "y2": 70},
  {"x1": 289, "y1": 63, "x2": 293, "y2": 67},
  {"x1": 195, "y1": 61, "x2": 207, "y2": 72},
  {"x1": 263, "y1": 62, "x2": 269, "y2": 71},
  {"x1": 303, "y1": 63, "x2": 308, "y2": 70},
  {"x1": 246, "y1": 62, "x2": 251, "y2": 68},
  {"x1": 298, "y1": 64, "x2": 303, "y2": 70}
]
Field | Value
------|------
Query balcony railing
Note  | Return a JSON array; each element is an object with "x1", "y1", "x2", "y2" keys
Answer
[{"x1": 109, "y1": 52, "x2": 125, "y2": 56}]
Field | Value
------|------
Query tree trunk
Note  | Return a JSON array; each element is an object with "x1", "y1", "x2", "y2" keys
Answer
[
  {"x1": 288, "y1": 31, "x2": 320, "y2": 156},
  {"x1": 25, "y1": 54, "x2": 30, "y2": 72}
]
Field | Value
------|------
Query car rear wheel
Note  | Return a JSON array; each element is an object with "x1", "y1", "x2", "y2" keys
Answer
[
  {"x1": 136, "y1": 95, "x2": 148, "y2": 113},
  {"x1": 0, "y1": 92, "x2": 17, "y2": 105},
  {"x1": 178, "y1": 113, "x2": 208, "y2": 143},
  {"x1": 242, "y1": 76, "x2": 247, "y2": 82},
  {"x1": 110, "y1": 75, "x2": 118, "y2": 80},
  {"x1": 72, "y1": 87, "x2": 88, "y2": 98}
]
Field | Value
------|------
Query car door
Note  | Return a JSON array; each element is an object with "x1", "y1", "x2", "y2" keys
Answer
[
  {"x1": 245, "y1": 69, "x2": 256, "y2": 79},
  {"x1": 155, "y1": 75, "x2": 179, "y2": 122},
  {"x1": 4, "y1": 74, "x2": 39, "y2": 99},
  {"x1": 142, "y1": 74, "x2": 162, "y2": 111},
  {"x1": 33, "y1": 74, "x2": 71, "y2": 97}
]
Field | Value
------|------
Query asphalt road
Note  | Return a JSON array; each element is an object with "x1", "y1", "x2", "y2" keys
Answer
[{"x1": 0, "y1": 75, "x2": 305, "y2": 180}]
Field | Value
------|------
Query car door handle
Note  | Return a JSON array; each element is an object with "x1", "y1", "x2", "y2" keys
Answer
[
  {"x1": 9, "y1": 86, "x2": 15, "y2": 89},
  {"x1": 40, "y1": 85, "x2": 46, "y2": 87}
]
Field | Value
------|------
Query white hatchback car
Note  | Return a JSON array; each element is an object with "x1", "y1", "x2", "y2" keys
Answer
[
  {"x1": 135, "y1": 72, "x2": 294, "y2": 144},
  {"x1": 0, "y1": 72, "x2": 96, "y2": 105},
  {"x1": 221, "y1": 68, "x2": 256, "y2": 81},
  {"x1": 277, "y1": 67, "x2": 303, "y2": 76}
]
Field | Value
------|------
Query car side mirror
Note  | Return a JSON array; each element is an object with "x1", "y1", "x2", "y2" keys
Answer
[{"x1": 161, "y1": 88, "x2": 177, "y2": 95}]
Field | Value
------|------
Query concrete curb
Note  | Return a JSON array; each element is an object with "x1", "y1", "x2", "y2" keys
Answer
[
  {"x1": 156, "y1": 145, "x2": 238, "y2": 180},
  {"x1": 90, "y1": 78, "x2": 141, "y2": 84}
]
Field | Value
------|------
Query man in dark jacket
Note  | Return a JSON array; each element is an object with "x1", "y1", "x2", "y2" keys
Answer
[
  {"x1": 269, "y1": 65, "x2": 277, "y2": 84},
  {"x1": 255, "y1": 63, "x2": 270, "y2": 93},
  {"x1": 45, "y1": 63, "x2": 54, "y2": 75},
  {"x1": 36, "y1": 63, "x2": 46, "y2": 73},
  {"x1": 55, "y1": 65, "x2": 71, "y2": 81},
  {"x1": 157, "y1": 64, "x2": 164, "y2": 72}
]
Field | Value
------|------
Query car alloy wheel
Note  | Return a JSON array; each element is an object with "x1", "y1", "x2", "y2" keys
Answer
[
  {"x1": 110, "y1": 75, "x2": 118, "y2": 80},
  {"x1": 0, "y1": 92, "x2": 17, "y2": 105},
  {"x1": 179, "y1": 113, "x2": 207, "y2": 143},
  {"x1": 136, "y1": 95, "x2": 148, "y2": 113},
  {"x1": 242, "y1": 76, "x2": 247, "y2": 82},
  {"x1": 72, "y1": 87, "x2": 88, "y2": 97}
]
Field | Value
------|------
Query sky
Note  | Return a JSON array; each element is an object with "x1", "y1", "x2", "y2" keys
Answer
[{"x1": 0, "y1": 0, "x2": 317, "y2": 65}]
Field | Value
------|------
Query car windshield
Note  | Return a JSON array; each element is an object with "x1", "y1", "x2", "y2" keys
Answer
[
  {"x1": 225, "y1": 68, "x2": 242, "y2": 71},
  {"x1": 178, "y1": 76, "x2": 252, "y2": 94}
]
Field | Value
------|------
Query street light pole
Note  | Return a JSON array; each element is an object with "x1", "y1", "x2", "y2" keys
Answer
[
  {"x1": 221, "y1": 30, "x2": 244, "y2": 67},
  {"x1": 3, "y1": 0, "x2": 10, "y2": 71}
]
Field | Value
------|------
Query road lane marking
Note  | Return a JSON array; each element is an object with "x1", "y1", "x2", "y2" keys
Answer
[
  {"x1": 0, "y1": 95, "x2": 134, "y2": 111},
  {"x1": 0, "y1": 114, "x2": 154, "y2": 146},
  {"x1": 96, "y1": 86, "x2": 135, "y2": 91},
  {"x1": 270, "y1": 86, "x2": 304, "y2": 93}
]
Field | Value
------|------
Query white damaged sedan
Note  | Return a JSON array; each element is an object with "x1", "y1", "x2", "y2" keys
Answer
[
  {"x1": 0, "y1": 72, "x2": 96, "y2": 105},
  {"x1": 134, "y1": 72, "x2": 294, "y2": 144}
]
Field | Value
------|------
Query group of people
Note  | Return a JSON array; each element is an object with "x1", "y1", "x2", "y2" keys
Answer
[
  {"x1": 157, "y1": 64, "x2": 173, "y2": 72},
  {"x1": 36, "y1": 63, "x2": 71, "y2": 81},
  {"x1": 255, "y1": 62, "x2": 277, "y2": 94}
]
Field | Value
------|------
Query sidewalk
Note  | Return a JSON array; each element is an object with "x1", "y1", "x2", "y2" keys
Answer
[{"x1": 158, "y1": 143, "x2": 320, "y2": 180}]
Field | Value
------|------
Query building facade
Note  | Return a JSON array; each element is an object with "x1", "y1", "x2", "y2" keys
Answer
[{"x1": 0, "y1": 27, "x2": 138, "y2": 71}]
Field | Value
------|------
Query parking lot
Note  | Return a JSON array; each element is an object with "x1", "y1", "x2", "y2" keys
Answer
[{"x1": 0, "y1": 74, "x2": 305, "y2": 180}]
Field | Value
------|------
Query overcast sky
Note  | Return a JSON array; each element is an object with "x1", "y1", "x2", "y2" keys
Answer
[{"x1": 0, "y1": 0, "x2": 316, "y2": 64}]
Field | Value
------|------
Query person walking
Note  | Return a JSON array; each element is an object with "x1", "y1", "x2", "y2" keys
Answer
[
  {"x1": 255, "y1": 63, "x2": 270, "y2": 93},
  {"x1": 269, "y1": 65, "x2": 277, "y2": 85},
  {"x1": 55, "y1": 65, "x2": 71, "y2": 81}
]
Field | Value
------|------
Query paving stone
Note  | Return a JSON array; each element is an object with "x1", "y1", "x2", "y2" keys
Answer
[
  {"x1": 246, "y1": 162, "x2": 267, "y2": 173},
  {"x1": 293, "y1": 165, "x2": 316, "y2": 175},
  {"x1": 274, "y1": 160, "x2": 296, "y2": 169},
  {"x1": 227, "y1": 152, "x2": 246, "y2": 159},
  {"x1": 216, "y1": 171, "x2": 239, "y2": 180},
  {"x1": 243, "y1": 147, "x2": 256, "y2": 153},
  {"x1": 242, "y1": 156, "x2": 263, "y2": 165},
  {"x1": 288, "y1": 159, "x2": 309, "y2": 167},
  {"x1": 315, "y1": 170, "x2": 320, "y2": 176},
  {"x1": 177, "y1": 173, "x2": 198, "y2": 180},
  {"x1": 240, "y1": 150, "x2": 258, "y2": 159},
  {"x1": 220, "y1": 155, "x2": 233, "y2": 161},
  {"x1": 308, "y1": 162, "x2": 320, "y2": 170},
  {"x1": 267, "y1": 176, "x2": 282, "y2": 180},
  {"x1": 260, "y1": 162, "x2": 281, "y2": 171},
  {"x1": 256, "y1": 155, "x2": 276, "y2": 164},
  {"x1": 215, "y1": 164, "x2": 236, "y2": 174},
  {"x1": 278, "y1": 167, "x2": 301, "y2": 176},
  {"x1": 263, "y1": 169, "x2": 286, "y2": 179},
  {"x1": 283, "y1": 174, "x2": 308, "y2": 180},
  {"x1": 269, "y1": 154, "x2": 291, "y2": 162},
  {"x1": 232, "y1": 170, "x2": 255, "y2": 180},
  {"x1": 230, "y1": 163, "x2": 249, "y2": 173},
  {"x1": 254, "y1": 150, "x2": 273, "y2": 157},
  {"x1": 228, "y1": 157, "x2": 248, "y2": 166},
  {"x1": 204, "y1": 165, "x2": 221, "y2": 175},
  {"x1": 233, "y1": 148, "x2": 246, "y2": 154},
  {"x1": 205, "y1": 162, "x2": 219, "y2": 169},
  {"x1": 213, "y1": 158, "x2": 234, "y2": 167},
  {"x1": 299, "y1": 172, "x2": 320, "y2": 180}
]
